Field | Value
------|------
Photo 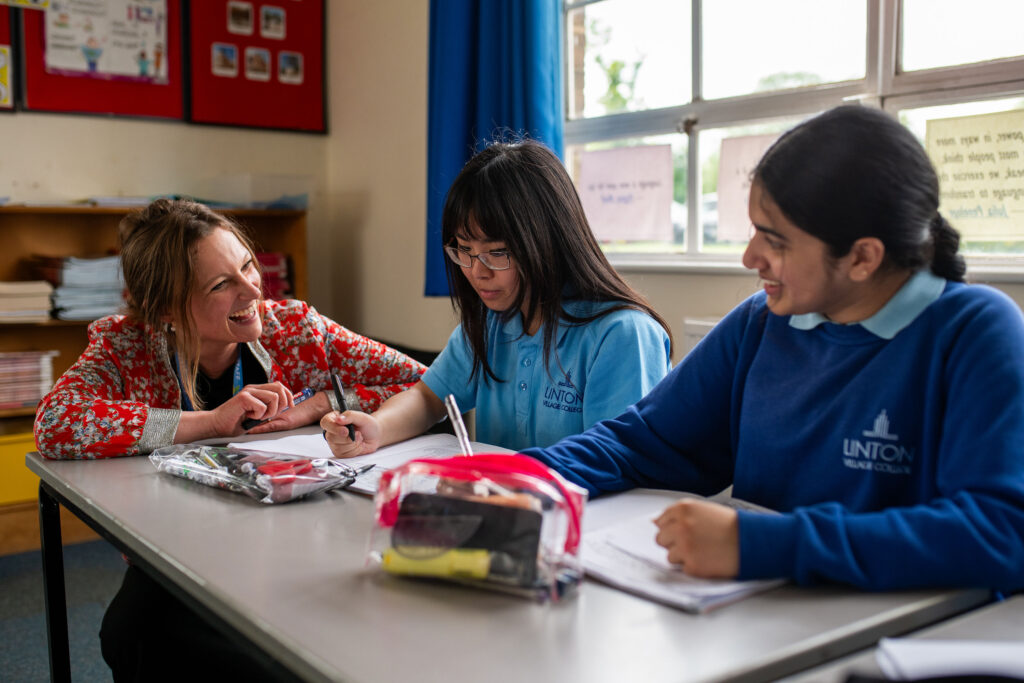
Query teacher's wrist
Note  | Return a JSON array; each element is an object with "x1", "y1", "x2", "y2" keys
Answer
[{"x1": 322, "y1": 390, "x2": 340, "y2": 414}]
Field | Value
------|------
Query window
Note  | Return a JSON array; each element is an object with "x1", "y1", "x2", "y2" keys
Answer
[{"x1": 563, "y1": 0, "x2": 1024, "y2": 274}]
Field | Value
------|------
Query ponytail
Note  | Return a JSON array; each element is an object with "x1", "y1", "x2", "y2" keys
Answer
[{"x1": 928, "y1": 213, "x2": 966, "y2": 282}]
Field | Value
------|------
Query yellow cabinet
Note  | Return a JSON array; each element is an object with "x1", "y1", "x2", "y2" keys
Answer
[{"x1": 0, "y1": 432, "x2": 39, "y2": 505}]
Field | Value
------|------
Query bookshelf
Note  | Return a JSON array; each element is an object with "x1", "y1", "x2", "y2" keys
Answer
[{"x1": 0, "y1": 205, "x2": 308, "y2": 530}]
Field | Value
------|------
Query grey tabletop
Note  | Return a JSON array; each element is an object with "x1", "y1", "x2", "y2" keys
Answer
[
  {"x1": 781, "y1": 594, "x2": 1024, "y2": 682},
  {"x1": 27, "y1": 452, "x2": 991, "y2": 683}
]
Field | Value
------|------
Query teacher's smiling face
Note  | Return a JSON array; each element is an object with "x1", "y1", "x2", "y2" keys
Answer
[{"x1": 188, "y1": 227, "x2": 264, "y2": 358}]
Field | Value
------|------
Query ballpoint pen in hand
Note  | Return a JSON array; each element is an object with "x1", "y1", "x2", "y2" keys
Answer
[
  {"x1": 445, "y1": 394, "x2": 473, "y2": 457},
  {"x1": 331, "y1": 372, "x2": 357, "y2": 440},
  {"x1": 242, "y1": 387, "x2": 315, "y2": 430}
]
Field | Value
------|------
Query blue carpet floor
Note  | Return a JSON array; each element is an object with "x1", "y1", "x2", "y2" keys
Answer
[{"x1": 0, "y1": 540, "x2": 125, "y2": 682}]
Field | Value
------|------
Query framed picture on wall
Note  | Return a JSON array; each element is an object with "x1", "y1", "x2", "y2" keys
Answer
[
  {"x1": 17, "y1": 0, "x2": 184, "y2": 119},
  {"x1": 188, "y1": 0, "x2": 325, "y2": 133}
]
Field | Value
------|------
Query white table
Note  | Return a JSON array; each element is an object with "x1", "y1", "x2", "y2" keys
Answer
[
  {"x1": 781, "y1": 594, "x2": 1024, "y2": 682},
  {"x1": 28, "y1": 451, "x2": 991, "y2": 683}
]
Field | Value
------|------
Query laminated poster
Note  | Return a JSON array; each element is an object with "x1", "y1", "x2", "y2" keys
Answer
[
  {"x1": 44, "y1": 0, "x2": 168, "y2": 83},
  {"x1": 927, "y1": 109, "x2": 1024, "y2": 241},
  {"x1": 0, "y1": 45, "x2": 9, "y2": 108},
  {"x1": 578, "y1": 145, "x2": 673, "y2": 243},
  {"x1": 716, "y1": 133, "x2": 778, "y2": 243}
]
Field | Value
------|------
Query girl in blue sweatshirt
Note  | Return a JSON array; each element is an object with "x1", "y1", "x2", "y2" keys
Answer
[{"x1": 524, "y1": 105, "x2": 1024, "y2": 592}]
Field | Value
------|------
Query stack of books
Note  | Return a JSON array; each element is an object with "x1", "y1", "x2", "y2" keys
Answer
[
  {"x1": 257, "y1": 252, "x2": 292, "y2": 300},
  {"x1": 0, "y1": 280, "x2": 54, "y2": 323},
  {"x1": 0, "y1": 350, "x2": 59, "y2": 411},
  {"x1": 33, "y1": 254, "x2": 125, "y2": 321}
]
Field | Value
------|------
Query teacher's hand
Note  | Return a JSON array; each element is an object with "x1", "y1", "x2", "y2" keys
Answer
[
  {"x1": 247, "y1": 390, "x2": 332, "y2": 435},
  {"x1": 209, "y1": 382, "x2": 294, "y2": 436}
]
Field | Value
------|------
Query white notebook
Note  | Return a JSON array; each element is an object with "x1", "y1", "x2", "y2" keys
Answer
[{"x1": 582, "y1": 490, "x2": 784, "y2": 613}]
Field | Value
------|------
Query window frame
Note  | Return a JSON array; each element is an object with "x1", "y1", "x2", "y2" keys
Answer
[{"x1": 563, "y1": 0, "x2": 1024, "y2": 279}]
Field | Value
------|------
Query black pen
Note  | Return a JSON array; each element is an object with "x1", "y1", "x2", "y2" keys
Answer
[{"x1": 330, "y1": 372, "x2": 357, "y2": 440}]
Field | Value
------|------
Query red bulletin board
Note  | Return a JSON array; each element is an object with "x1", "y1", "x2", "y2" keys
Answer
[
  {"x1": 188, "y1": 0, "x2": 325, "y2": 133},
  {"x1": 18, "y1": 1, "x2": 184, "y2": 119}
]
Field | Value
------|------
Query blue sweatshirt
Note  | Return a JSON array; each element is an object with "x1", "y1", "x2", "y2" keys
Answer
[{"x1": 523, "y1": 272, "x2": 1024, "y2": 592}]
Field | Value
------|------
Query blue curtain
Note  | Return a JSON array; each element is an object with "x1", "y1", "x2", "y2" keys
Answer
[{"x1": 425, "y1": 0, "x2": 564, "y2": 296}]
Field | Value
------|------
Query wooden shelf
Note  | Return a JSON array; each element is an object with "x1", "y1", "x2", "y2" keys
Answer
[
  {"x1": 0, "y1": 407, "x2": 36, "y2": 419},
  {"x1": 0, "y1": 205, "x2": 309, "y2": 495},
  {"x1": 0, "y1": 319, "x2": 90, "y2": 329}
]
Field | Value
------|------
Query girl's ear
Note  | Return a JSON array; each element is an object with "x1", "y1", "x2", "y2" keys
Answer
[{"x1": 846, "y1": 237, "x2": 886, "y2": 283}]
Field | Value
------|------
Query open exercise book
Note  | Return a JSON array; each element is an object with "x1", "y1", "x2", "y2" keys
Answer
[
  {"x1": 219, "y1": 429, "x2": 784, "y2": 612},
  {"x1": 583, "y1": 489, "x2": 785, "y2": 613}
]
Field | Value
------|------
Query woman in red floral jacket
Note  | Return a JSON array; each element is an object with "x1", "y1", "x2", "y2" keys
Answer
[
  {"x1": 34, "y1": 198, "x2": 425, "y2": 460},
  {"x1": 35, "y1": 198, "x2": 426, "y2": 681}
]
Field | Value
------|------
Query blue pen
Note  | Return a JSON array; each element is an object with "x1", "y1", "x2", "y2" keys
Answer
[{"x1": 242, "y1": 387, "x2": 315, "y2": 430}]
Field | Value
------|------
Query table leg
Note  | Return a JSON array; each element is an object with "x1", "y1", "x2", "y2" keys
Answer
[{"x1": 39, "y1": 482, "x2": 72, "y2": 683}]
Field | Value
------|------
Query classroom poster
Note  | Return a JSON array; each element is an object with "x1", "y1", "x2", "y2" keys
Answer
[
  {"x1": 927, "y1": 110, "x2": 1024, "y2": 241},
  {"x1": 0, "y1": 45, "x2": 10, "y2": 108},
  {"x1": 577, "y1": 145, "x2": 673, "y2": 242},
  {"x1": 5, "y1": 0, "x2": 50, "y2": 8},
  {"x1": 0, "y1": 7, "x2": 10, "y2": 109},
  {"x1": 717, "y1": 133, "x2": 778, "y2": 243},
  {"x1": 43, "y1": 0, "x2": 168, "y2": 83}
]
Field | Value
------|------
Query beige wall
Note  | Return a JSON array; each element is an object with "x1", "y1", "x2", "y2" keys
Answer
[
  {"x1": 0, "y1": 114, "x2": 334, "y2": 313},
  {"x1": 323, "y1": 0, "x2": 456, "y2": 350},
  {"x1": 2, "y1": 3, "x2": 1022, "y2": 362}
]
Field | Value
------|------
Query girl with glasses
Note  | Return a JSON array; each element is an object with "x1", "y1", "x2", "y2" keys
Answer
[
  {"x1": 322, "y1": 139, "x2": 673, "y2": 455},
  {"x1": 521, "y1": 106, "x2": 1024, "y2": 593}
]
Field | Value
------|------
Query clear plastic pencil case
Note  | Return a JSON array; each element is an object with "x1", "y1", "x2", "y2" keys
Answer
[
  {"x1": 368, "y1": 454, "x2": 588, "y2": 601},
  {"x1": 150, "y1": 445, "x2": 359, "y2": 504}
]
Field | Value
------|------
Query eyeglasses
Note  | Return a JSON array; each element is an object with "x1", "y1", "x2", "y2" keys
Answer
[{"x1": 444, "y1": 245, "x2": 512, "y2": 271}]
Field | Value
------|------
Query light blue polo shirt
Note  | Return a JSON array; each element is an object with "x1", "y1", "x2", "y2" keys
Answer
[{"x1": 422, "y1": 300, "x2": 672, "y2": 451}]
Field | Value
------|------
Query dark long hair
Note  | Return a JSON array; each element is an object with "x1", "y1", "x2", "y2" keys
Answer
[
  {"x1": 442, "y1": 139, "x2": 673, "y2": 382},
  {"x1": 753, "y1": 105, "x2": 966, "y2": 282}
]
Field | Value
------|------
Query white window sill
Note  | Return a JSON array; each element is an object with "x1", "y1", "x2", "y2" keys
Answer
[
  {"x1": 608, "y1": 254, "x2": 1024, "y2": 283},
  {"x1": 607, "y1": 254, "x2": 751, "y2": 275}
]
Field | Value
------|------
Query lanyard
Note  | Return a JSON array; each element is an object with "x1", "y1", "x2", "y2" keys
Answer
[{"x1": 174, "y1": 349, "x2": 244, "y2": 411}]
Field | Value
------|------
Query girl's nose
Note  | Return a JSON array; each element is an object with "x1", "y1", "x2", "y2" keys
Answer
[
  {"x1": 469, "y1": 257, "x2": 492, "y2": 279},
  {"x1": 741, "y1": 235, "x2": 762, "y2": 271}
]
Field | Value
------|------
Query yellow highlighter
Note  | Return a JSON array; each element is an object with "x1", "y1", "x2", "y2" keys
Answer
[{"x1": 382, "y1": 547, "x2": 491, "y2": 580}]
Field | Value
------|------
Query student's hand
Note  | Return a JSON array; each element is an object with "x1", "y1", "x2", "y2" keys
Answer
[
  {"x1": 205, "y1": 382, "x2": 294, "y2": 436},
  {"x1": 653, "y1": 499, "x2": 740, "y2": 578},
  {"x1": 320, "y1": 410, "x2": 381, "y2": 458},
  {"x1": 246, "y1": 391, "x2": 332, "y2": 434}
]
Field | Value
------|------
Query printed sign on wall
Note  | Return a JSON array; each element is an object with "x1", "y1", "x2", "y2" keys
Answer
[
  {"x1": 717, "y1": 133, "x2": 778, "y2": 243},
  {"x1": 927, "y1": 110, "x2": 1024, "y2": 241},
  {"x1": 577, "y1": 145, "x2": 673, "y2": 243}
]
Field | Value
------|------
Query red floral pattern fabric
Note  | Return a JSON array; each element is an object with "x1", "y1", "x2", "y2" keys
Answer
[{"x1": 34, "y1": 300, "x2": 425, "y2": 459}]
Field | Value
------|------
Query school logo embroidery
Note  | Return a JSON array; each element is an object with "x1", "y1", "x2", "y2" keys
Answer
[
  {"x1": 841, "y1": 410, "x2": 915, "y2": 475},
  {"x1": 542, "y1": 371, "x2": 582, "y2": 414}
]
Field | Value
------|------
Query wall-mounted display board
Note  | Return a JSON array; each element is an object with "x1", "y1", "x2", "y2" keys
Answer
[
  {"x1": 18, "y1": 0, "x2": 184, "y2": 119},
  {"x1": 188, "y1": 0, "x2": 325, "y2": 133},
  {"x1": 0, "y1": 6, "x2": 13, "y2": 110}
]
